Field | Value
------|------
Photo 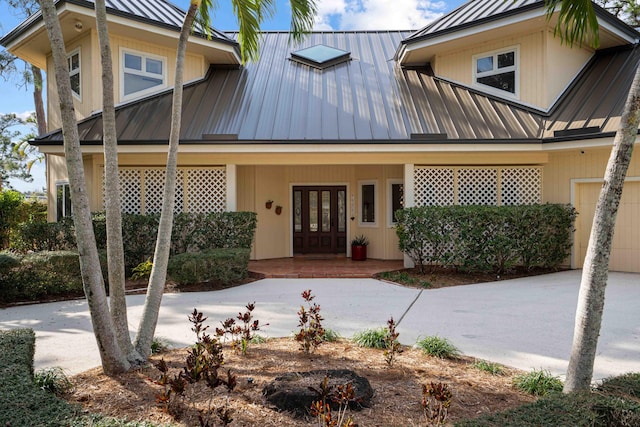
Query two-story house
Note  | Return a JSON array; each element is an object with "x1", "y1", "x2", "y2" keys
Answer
[{"x1": 2, "y1": 0, "x2": 640, "y2": 272}]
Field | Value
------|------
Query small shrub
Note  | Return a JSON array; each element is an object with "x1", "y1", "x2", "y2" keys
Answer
[
  {"x1": 416, "y1": 336, "x2": 459, "y2": 359},
  {"x1": 322, "y1": 328, "x2": 341, "y2": 343},
  {"x1": 422, "y1": 382, "x2": 452, "y2": 425},
  {"x1": 215, "y1": 302, "x2": 267, "y2": 355},
  {"x1": 167, "y1": 248, "x2": 250, "y2": 286},
  {"x1": 34, "y1": 367, "x2": 73, "y2": 396},
  {"x1": 295, "y1": 290, "x2": 325, "y2": 354},
  {"x1": 150, "y1": 338, "x2": 170, "y2": 355},
  {"x1": 473, "y1": 359, "x2": 504, "y2": 376},
  {"x1": 352, "y1": 328, "x2": 387, "y2": 349},
  {"x1": 250, "y1": 334, "x2": 268, "y2": 344},
  {"x1": 383, "y1": 317, "x2": 402, "y2": 367},
  {"x1": 309, "y1": 376, "x2": 357, "y2": 427},
  {"x1": 513, "y1": 369, "x2": 563, "y2": 396},
  {"x1": 131, "y1": 259, "x2": 153, "y2": 280}
]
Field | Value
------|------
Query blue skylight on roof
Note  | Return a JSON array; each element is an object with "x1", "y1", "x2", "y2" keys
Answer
[{"x1": 291, "y1": 44, "x2": 351, "y2": 69}]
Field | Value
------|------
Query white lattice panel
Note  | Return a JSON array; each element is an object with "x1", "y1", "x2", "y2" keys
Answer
[
  {"x1": 414, "y1": 168, "x2": 455, "y2": 206},
  {"x1": 186, "y1": 168, "x2": 226, "y2": 213},
  {"x1": 119, "y1": 169, "x2": 142, "y2": 214},
  {"x1": 143, "y1": 169, "x2": 184, "y2": 214},
  {"x1": 458, "y1": 169, "x2": 497, "y2": 205},
  {"x1": 501, "y1": 168, "x2": 541, "y2": 205}
]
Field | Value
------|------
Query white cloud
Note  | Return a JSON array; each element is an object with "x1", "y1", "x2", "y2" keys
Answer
[
  {"x1": 314, "y1": 0, "x2": 447, "y2": 31},
  {"x1": 14, "y1": 111, "x2": 34, "y2": 121}
]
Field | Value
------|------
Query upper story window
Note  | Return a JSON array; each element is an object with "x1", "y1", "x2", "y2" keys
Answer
[
  {"x1": 121, "y1": 48, "x2": 166, "y2": 101},
  {"x1": 473, "y1": 46, "x2": 518, "y2": 98},
  {"x1": 67, "y1": 49, "x2": 81, "y2": 100}
]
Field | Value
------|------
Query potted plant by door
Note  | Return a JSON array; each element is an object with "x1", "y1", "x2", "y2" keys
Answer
[{"x1": 351, "y1": 235, "x2": 369, "y2": 261}]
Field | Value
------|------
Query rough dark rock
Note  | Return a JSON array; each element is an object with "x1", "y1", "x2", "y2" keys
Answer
[{"x1": 263, "y1": 369, "x2": 374, "y2": 416}]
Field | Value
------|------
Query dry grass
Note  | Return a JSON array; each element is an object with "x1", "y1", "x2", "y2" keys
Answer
[{"x1": 68, "y1": 338, "x2": 535, "y2": 426}]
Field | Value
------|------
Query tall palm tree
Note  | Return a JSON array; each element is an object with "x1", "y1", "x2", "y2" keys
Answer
[
  {"x1": 545, "y1": 0, "x2": 640, "y2": 392},
  {"x1": 38, "y1": 0, "x2": 130, "y2": 375},
  {"x1": 129, "y1": 0, "x2": 317, "y2": 358}
]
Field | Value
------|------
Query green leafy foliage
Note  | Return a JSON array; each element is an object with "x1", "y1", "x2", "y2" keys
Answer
[
  {"x1": 167, "y1": 248, "x2": 250, "y2": 286},
  {"x1": 0, "y1": 190, "x2": 23, "y2": 248},
  {"x1": 34, "y1": 367, "x2": 73, "y2": 396},
  {"x1": 322, "y1": 328, "x2": 341, "y2": 343},
  {"x1": 472, "y1": 360, "x2": 505, "y2": 376},
  {"x1": 513, "y1": 369, "x2": 563, "y2": 396},
  {"x1": 377, "y1": 270, "x2": 431, "y2": 288},
  {"x1": 416, "y1": 336, "x2": 460, "y2": 359},
  {"x1": 295, "y1": 289, "x2": 325, "y2": 354},
  {"x1": 352, "y1": 328, "x2": 388, "y2": 349},
  {"x1": 395, "y1": 204, "x2": 577, "y2": 274},
  {"x1": 456, "y1": 372, "x2": 640, "y2": 426},
  {"x1": 0, "y1": 251, "x2": 84, "y2": 304},
  {"x1": 0, "y1": 329, "x2": 78, "y2": 426},
  {"x1": 131, "y1": 259, "x2": 153, "y2": 280}
]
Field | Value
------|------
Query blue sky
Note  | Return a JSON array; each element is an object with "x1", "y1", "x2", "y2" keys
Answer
[{"x1": 0, "y1": 0, "x2": 465, "y2": 191}]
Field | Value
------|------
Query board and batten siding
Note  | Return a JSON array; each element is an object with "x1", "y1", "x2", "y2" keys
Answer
[{"x1": 433, "y1": 29, "x2": 591, "y2": 111}]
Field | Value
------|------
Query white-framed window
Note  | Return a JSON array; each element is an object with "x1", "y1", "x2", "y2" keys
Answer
[
  {"x1": 67, "y1": 49, "x2": 81, "y2": 100},
  {"x1": 56, "y1": 182, "x2": 72, "y2": 221},
  {"x1": 120, "y1": 48, "x2": 167, "y2": 101},
  {"x1": 473, "y1": 46, "x2": 519, "y2": 98},
  {"x1": 387, "y1": 179, "x2": 404, "y2": 226},
  {"x1": 358, "y1": 180, "x2": 378, "y2": 227}
]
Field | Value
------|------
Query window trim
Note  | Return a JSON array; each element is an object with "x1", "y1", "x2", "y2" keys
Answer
[
  {"x1": 387, "y1": 179, "x2": 404, "y2": 227},
  {"x1": 120, "y1": 47, "x2": 167, "y2": 101},
  {"x1": 67, "y1": 48, "x2": 81, "y2": 101},
  {"x1": 472, "y1": 45, "x2": 519, "y2": 99},
  {"x1": 56, "y1": 181, "x2": 72, "y2": 221},
  {"x1": 358, "y1": 180, "x2": 378, "y2": 228}
]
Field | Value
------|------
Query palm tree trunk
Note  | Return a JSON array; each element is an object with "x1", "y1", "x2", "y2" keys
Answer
[
  {"x1": 564, "y1": 63, "x2": 640, "y2": 392},
  {"x1": 31, "y1": 65, "x2": 47, "y2": 135},
  {"x1": 134, "y1": 2, "x2": 198, "y2": 358},
  {"x1": 94, "y1": 0, "x2": 143, "y2": 364},
  {"x1": 38, "y1": 0, "x2": 129, "y2": 375}
]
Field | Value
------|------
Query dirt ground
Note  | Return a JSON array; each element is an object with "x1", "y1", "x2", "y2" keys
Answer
[{"x1": 68, "y1": 337, "x2": 535, "y2": 427}]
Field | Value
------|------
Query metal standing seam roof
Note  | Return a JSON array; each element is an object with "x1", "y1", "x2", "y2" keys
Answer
[
  {"x1": 36, "y1": 31, "x2": 548, "y2": 144},
  {"x1": 0, "y1": 0, "x2": 235, "y2": 47},
  {"x1": 402, "y1": 0, "x2": 640, "y2": 45}
]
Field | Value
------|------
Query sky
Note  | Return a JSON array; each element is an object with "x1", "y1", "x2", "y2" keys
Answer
[{"x1": 0, "y1": 0, "x2": 466, "y2": 192}]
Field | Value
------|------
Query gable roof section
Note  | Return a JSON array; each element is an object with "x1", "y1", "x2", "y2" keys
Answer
[
  {"x1": 34, "y1": 31, "x2": 547, "y2": 145},
  {"x1": 0, "y1": 0, "x2": 235, "y2": 47}
]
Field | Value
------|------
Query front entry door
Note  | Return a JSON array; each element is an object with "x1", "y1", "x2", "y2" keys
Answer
[{"x1": 293, "y1": 186, "x2": 347, "y2": 254}]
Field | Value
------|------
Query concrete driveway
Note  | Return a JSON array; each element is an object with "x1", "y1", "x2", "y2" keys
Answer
[{"x1": 0, "y1": 270, "x2": 638, "y2": 380}]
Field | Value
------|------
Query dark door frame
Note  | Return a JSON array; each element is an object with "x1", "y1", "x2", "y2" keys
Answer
[{"x1": 291, "y1": 184, "x2": 350, "y2": 256}]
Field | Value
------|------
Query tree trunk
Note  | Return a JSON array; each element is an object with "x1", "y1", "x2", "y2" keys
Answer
[
  {"x1": 564, "y1": 63, "x2": 640, "y2": 392},
  {"x1": 134, "y1": 2, "x2": 198, "y2": 358},
  {"x1": 31, "y1": 65, "x2": 47, "y2": 135},
  {"x1": 38, "y1": 0, "x2": 129, "y2": 375},
  {"x1": 94, "y1": 0, "x2": 143, "y2": 364}
]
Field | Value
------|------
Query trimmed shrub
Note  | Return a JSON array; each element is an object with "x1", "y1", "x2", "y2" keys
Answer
[
  {"x1": 0, "y1": 190, "x2": 24, "y2": 249},
  {"x1": 10, "y1": 217, "x2": 76, "y2": 253},
  {"x1": 167, "y1": 248, "x2": 250, "y2": 286},
  {"x1": 0, "y1": 251, "x2": 84, "y2": 304},
  {"x1": 396, "y1": 204, "x2": 577, "y2": 274},
  {"x1": 0, "y1": 329, "x2": 77, "y2": 426}
]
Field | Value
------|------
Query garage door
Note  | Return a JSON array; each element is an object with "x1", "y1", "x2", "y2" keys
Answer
[{"x1": 575, "y1": 181, "x2": 640, "y2": 272}]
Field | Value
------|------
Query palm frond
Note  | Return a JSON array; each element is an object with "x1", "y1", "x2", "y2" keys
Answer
[
  {"x1": 288, "y1": 0, "x2": 317, "y2": 45},
  {"x1": 545, "y1": 0, "x2": 600, "y2": 48},
  {"x1": 232, "y1": 0, "x2": 263, "y2": 63},
  {"x1": 193, "y1": 0, "x2": 217, "y2": 39}
]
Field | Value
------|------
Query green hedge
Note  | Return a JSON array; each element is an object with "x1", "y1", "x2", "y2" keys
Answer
[
  {"x1": 395, "y1": 204, "x2": 577, "y2": 274},
  {"x1": 12, "y1": 211, "x2": 257, "y2": 273},
  {"x1": 0, "y1": 329, "x2": 77, "y2": 426},
  {"x1": 0, "y1": 251, "x2": 84, "y2": 304},
  {"x1": 167, "y1": 248, "x2": 250, "y2": 286}
]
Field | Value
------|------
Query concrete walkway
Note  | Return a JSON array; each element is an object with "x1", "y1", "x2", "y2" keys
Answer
[{"x1": 0, "y1": 270, "x2": 638, "y2": 381}]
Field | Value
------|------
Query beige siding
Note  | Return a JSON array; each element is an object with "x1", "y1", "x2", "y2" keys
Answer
[
  {"x1": 434, "y1": 29, "x2": 591, "y2": 110},
  {"x1": 46, "y1": 33, "x2": 94, "y2": 131},
  {"x1": 47, "y1": 155, "x2": 68, "y2": 221},
  {"x1": 544, "y1": 147, "x2": 640, "y2": 271}
]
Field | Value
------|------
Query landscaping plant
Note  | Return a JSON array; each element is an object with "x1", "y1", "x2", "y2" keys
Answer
[
  {"x1": 34, "y1": 367, "x2": 73, "y2": 396},
  {"x1": 513, "y1": 369, "x2": 563, "y2": 396},
  {"x1": 215, "y1": 302, "x2": 267, "y2": 355},
  {"x1": 416, "y1": 336, "x2": 460, "y2": 359},
  {"x1": 295, "y1": 290, "x2": 325, "y2": 354},
  {"x1": 422, "y1": 381, "x2": 452, "y2": 425},
  {"x1": 352, "y1": 327, "x2": 388, "y2": 349},
  {"x1": 383, "y1": 316, "x2": 402, "y2": 367},
  {"x1": 309, "y1": 376, "x2": 358, "y2": 427},
  {"x1": 472, "y1": 359, "x2": 504, "y2": 376}
]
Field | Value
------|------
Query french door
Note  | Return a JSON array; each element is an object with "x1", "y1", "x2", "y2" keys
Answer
[{"x1": 293, "y1": 186, "x2": 347, "y2": 254}]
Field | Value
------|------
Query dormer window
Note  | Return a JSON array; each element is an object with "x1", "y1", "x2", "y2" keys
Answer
[
  {"x1": 121, "y1": 48, "x2": 166, "y2": 101},
  {"x1": 67, "y1": 49, "x2": 81, "y2": 100},
  {"x1": 473, "y1": 46, "x2": 519, "y2": 98}
]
